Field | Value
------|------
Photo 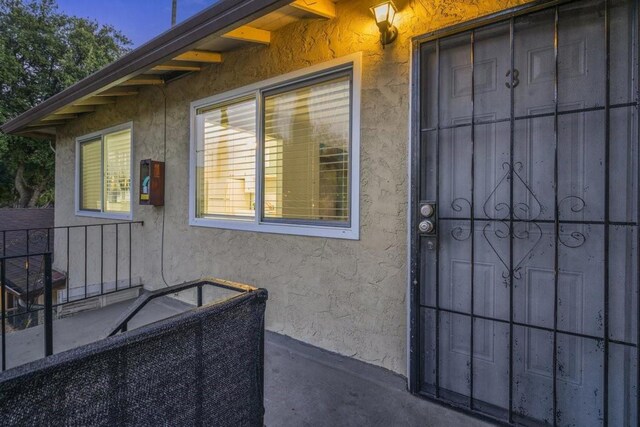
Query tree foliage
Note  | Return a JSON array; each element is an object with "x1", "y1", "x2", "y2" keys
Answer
[{"x1": 0, "y1": 0, "x2": 131, "y2": 207}]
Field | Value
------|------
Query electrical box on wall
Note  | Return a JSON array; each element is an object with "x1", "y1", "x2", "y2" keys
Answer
[{"x1": 140, "y1": 160, "x2": 165, "y2": 206}]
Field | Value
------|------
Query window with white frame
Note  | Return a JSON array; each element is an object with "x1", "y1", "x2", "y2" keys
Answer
[
  {"x1": 190, "y1": 57, "x2": 360, "y2": 239},
  {"x1": 76, "y1": 123, "x2": 132, "y2": 218}
]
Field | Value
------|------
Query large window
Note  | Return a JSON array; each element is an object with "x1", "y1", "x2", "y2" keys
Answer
[
  {"x1": 76, "y1": 123, "x2": 132, "y2": 219},
  {"x1": 190, "y1": 56, "x2": 360, "y2": 239}
]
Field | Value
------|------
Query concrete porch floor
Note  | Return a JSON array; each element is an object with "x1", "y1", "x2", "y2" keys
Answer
[{"x1": 1, "y1": 295, "x2": 490, "y2": 427}]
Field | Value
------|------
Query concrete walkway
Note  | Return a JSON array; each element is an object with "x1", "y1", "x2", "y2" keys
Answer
[
  {"x1": 265, "y1": 332, "x2": 491, "y2": 427},
  {"x1": 2, "y1": 295, "x2": 491, "y2": 427}
]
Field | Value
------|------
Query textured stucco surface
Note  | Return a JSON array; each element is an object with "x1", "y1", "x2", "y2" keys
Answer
[{"x1": 54, "y1": 0, "x2": 532, "y2": 375}]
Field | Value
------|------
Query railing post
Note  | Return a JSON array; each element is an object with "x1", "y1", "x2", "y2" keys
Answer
[
  {"x1": 44, "y1": 253, "x2": 53, "y2": 357},
  {"x1": 1, "y1": 258, "x2": 6, "y2": 371}
]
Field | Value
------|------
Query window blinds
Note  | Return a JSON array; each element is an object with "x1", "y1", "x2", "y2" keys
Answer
[
  {"x1": 263, "y1": 76, "x2": 351, "y2": 223},
  {"x1": 80, "y1": 139, "x2": 102, "y2": 211},
  {"x1": 103, "y1": 129, "x2": 131, "y2": 213},
  {"x1": 196, "y1": 98, "x2": 257, "y2": 218}
]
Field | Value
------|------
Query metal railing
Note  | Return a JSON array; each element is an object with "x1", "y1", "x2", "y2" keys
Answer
[
  {"x1": 1, "y1": 221, "x2": 144, "y2": 304},
  {"x1": 0, "y1": 221, "x2": 143, "y2": 371},
  {"x1": 108, "y1": 277, "x2": 259, "y2": 336}
]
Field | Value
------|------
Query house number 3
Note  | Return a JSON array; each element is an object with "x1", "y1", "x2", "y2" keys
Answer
[{"x1": 505, "y1": 69, "x2": 520, "y2": 88}]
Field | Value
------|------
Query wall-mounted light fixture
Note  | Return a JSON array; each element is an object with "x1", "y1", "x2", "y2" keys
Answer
[{"x1": 370, "y1": 1, "x2": 398, "y2": 47}]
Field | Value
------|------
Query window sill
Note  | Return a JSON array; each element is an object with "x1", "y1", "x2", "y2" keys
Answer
[
  {"x1": 75, "y1": 210, "x2": 133, "y2": 221},
  {"x1": 189, "y1": 217, "x2": 359, "y2": 240}
]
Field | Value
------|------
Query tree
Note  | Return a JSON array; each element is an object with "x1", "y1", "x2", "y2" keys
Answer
[{"x1": 0, "y1": 0, "x2": 131, "y2": 207}]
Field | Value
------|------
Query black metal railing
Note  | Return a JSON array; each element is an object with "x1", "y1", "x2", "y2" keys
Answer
[
  {"x1": 108, "y1": 277, "x2": 259, "y2": 336},
  {"x1": 1, "y1": 221, "x2": 143, "y2": 305},
  {"x1": 0, "y1": 221, "x2": 143, "y2": 371}
]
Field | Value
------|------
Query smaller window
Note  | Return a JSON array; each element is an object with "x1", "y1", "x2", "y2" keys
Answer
[{"x1": 76, "y1": 123, "x2": 132, "y2": 219}]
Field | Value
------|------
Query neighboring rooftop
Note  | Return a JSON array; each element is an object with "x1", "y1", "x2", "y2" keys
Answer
[
  {"x1": 0, "y1": 208, "x2": 56, "y2": 296},
  {"x1": 0, "y1": 208, "x2": 54, "y2": 233}
]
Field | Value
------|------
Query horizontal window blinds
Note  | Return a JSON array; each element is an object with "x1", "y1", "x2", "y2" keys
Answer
[
  {"x1": 263, "y1": 76, "x2": 351, "y2": 223},
  {"x1": 80, "y1": 139, "x2": 102, "y2": 211},
  {"x1": 196, "y1": 98, "x2": 257, "y2": 218},
  {"x1": 103, "y1": 129, "x2": 131, "y2": 213}
]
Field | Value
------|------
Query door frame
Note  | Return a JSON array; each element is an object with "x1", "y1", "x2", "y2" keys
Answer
[{"x1": 406, "y1": 0, "x2": 631, "y2": 418}]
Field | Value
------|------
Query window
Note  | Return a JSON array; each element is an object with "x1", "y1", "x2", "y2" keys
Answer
[
  {"x1": 190, "y1": 55, "x2": 361, "y2": 239},
  {"x1": 76, "y1": 123, "x2": 132, "y2": 219}
]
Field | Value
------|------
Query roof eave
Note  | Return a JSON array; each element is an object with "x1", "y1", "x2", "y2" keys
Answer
[{"x1": 0, "y1": 0, "x2": 290, "y2": 135}]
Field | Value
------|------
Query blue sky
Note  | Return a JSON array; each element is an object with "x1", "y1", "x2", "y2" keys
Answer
[{"x1": 56, "y1": 0, "x2": 219, "y2": 47}]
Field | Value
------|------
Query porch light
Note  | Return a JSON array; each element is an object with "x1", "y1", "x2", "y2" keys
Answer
[{"x1": 370, "y1": 1, "x2": 398, "y2": 47}]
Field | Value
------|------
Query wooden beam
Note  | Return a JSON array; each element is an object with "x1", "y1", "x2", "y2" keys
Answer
[
  {"x1": 42, "y1": 114, "x2": 77, "y2": 121},
  {"x1": 291, "y1": 0, "x2": 336, "y2": 19},
  {"x1": 152, "y1": 61, "x2": 202, "y2": 72},
  {"x1": 223, "y1": 26, "x2": 271, "y2": 45},
  {"x1": 95, "y1": 88, "x2": 139, "y2": 97},
  {"x1": 120, "y1": 75, "x2": 164, "y2": 86},
  {"x1": 56, "y1": 105, "x2": 96, "y2": 114},
  {"x1": 73, "y1": 97, "x2": 117, "y2": 106},
  {"x1": 27, "y1": 121, "x2": 67, "y2": 128},
  {"x1": 173, "y1": 50, "x2": 223, "y2": 63}
]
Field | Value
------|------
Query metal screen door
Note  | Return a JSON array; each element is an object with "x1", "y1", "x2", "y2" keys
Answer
[{"x1": 412, "y1": 0, "x2": 639, "y2": 425}]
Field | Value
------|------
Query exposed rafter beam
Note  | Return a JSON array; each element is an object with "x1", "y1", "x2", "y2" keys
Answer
[
  {"x1": 120, "y1": 75, "x2": 164, "y2": 86},
  {"x1": 223, "y1": 26, "x2": 271, "y2": 45},
  {"x1": 27, "y1": 121, "x2": 66, "y2": 128},
  {"x1": 42, "y1": 114, "x2": 77, "y2": 121},
  {"x1": 153, "y1": 61, "x2": 203, "y2": 72},
  {"x1": 290, "y1": 0, "x2": 336, "y2": 19},
  {"x1": 56, "y1": 105, "x2": 96, "y2": 114},
  {"x1": 95, "y1": 88, "x2": 139, "y2": 97},
  {"x1": 173, "y1": 50, "x2": 223, "y2": 63},
  {"x1": 73, "y1": 97, "x2": 117, "y2": 106}
]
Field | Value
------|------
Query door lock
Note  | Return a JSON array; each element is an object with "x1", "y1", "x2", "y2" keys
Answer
[
  {"x1": 420, "y1": 204, "x2": 435, "y2": 218},
  {"x1": 418, "y1": 220, "x2": 435, "y2": 234}
]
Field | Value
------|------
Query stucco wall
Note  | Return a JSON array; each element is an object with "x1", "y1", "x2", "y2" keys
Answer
[{"x1": 54, "y1": 0, "x2": 531, "y2": 375}]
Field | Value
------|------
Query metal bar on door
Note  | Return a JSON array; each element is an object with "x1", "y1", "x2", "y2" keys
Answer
[
  {"x1": 508, "y1": 16, "x2": 515, "y2": 425},
  {"x1": 435, "y1": 37, "x2": 441, "y2": 399},
  {"x1": 636, "y1": 0, "x2": 640, "y2": 420},
  {"x1": 469, "y1": 29, "x2": 476, "y2": 411},
  {"x1": 552, "y1": 6, "x2": 559, "y2": 426},
  {"x1": 603, "y1": 0, "x2": 611, "y2": 424},
  {"x1": 419, "y1": 303, "x2": 637, "y2": 347}
]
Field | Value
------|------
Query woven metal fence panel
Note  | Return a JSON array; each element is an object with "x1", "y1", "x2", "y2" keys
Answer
[{"x1": 0, "y1": 289, "x2": 267, "y2": 427}]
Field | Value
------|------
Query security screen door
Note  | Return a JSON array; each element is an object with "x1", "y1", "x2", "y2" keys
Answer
[{"x1": 415, "y1": 0, "x2": 639, "y2": 425}]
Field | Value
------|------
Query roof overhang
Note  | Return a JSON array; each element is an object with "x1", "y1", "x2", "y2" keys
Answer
[{"x1": 0, "y1": 0, "x2": 309, "y2": 136}]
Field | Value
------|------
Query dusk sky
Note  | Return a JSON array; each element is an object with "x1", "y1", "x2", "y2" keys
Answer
[{"x1": 56, "y1": 0, "x2": 219, "y2": 47}]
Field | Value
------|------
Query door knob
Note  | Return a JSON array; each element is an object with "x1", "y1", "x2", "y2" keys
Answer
[{"x1": 419, "y1": 220, "x2": 435, "y2": 234}]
